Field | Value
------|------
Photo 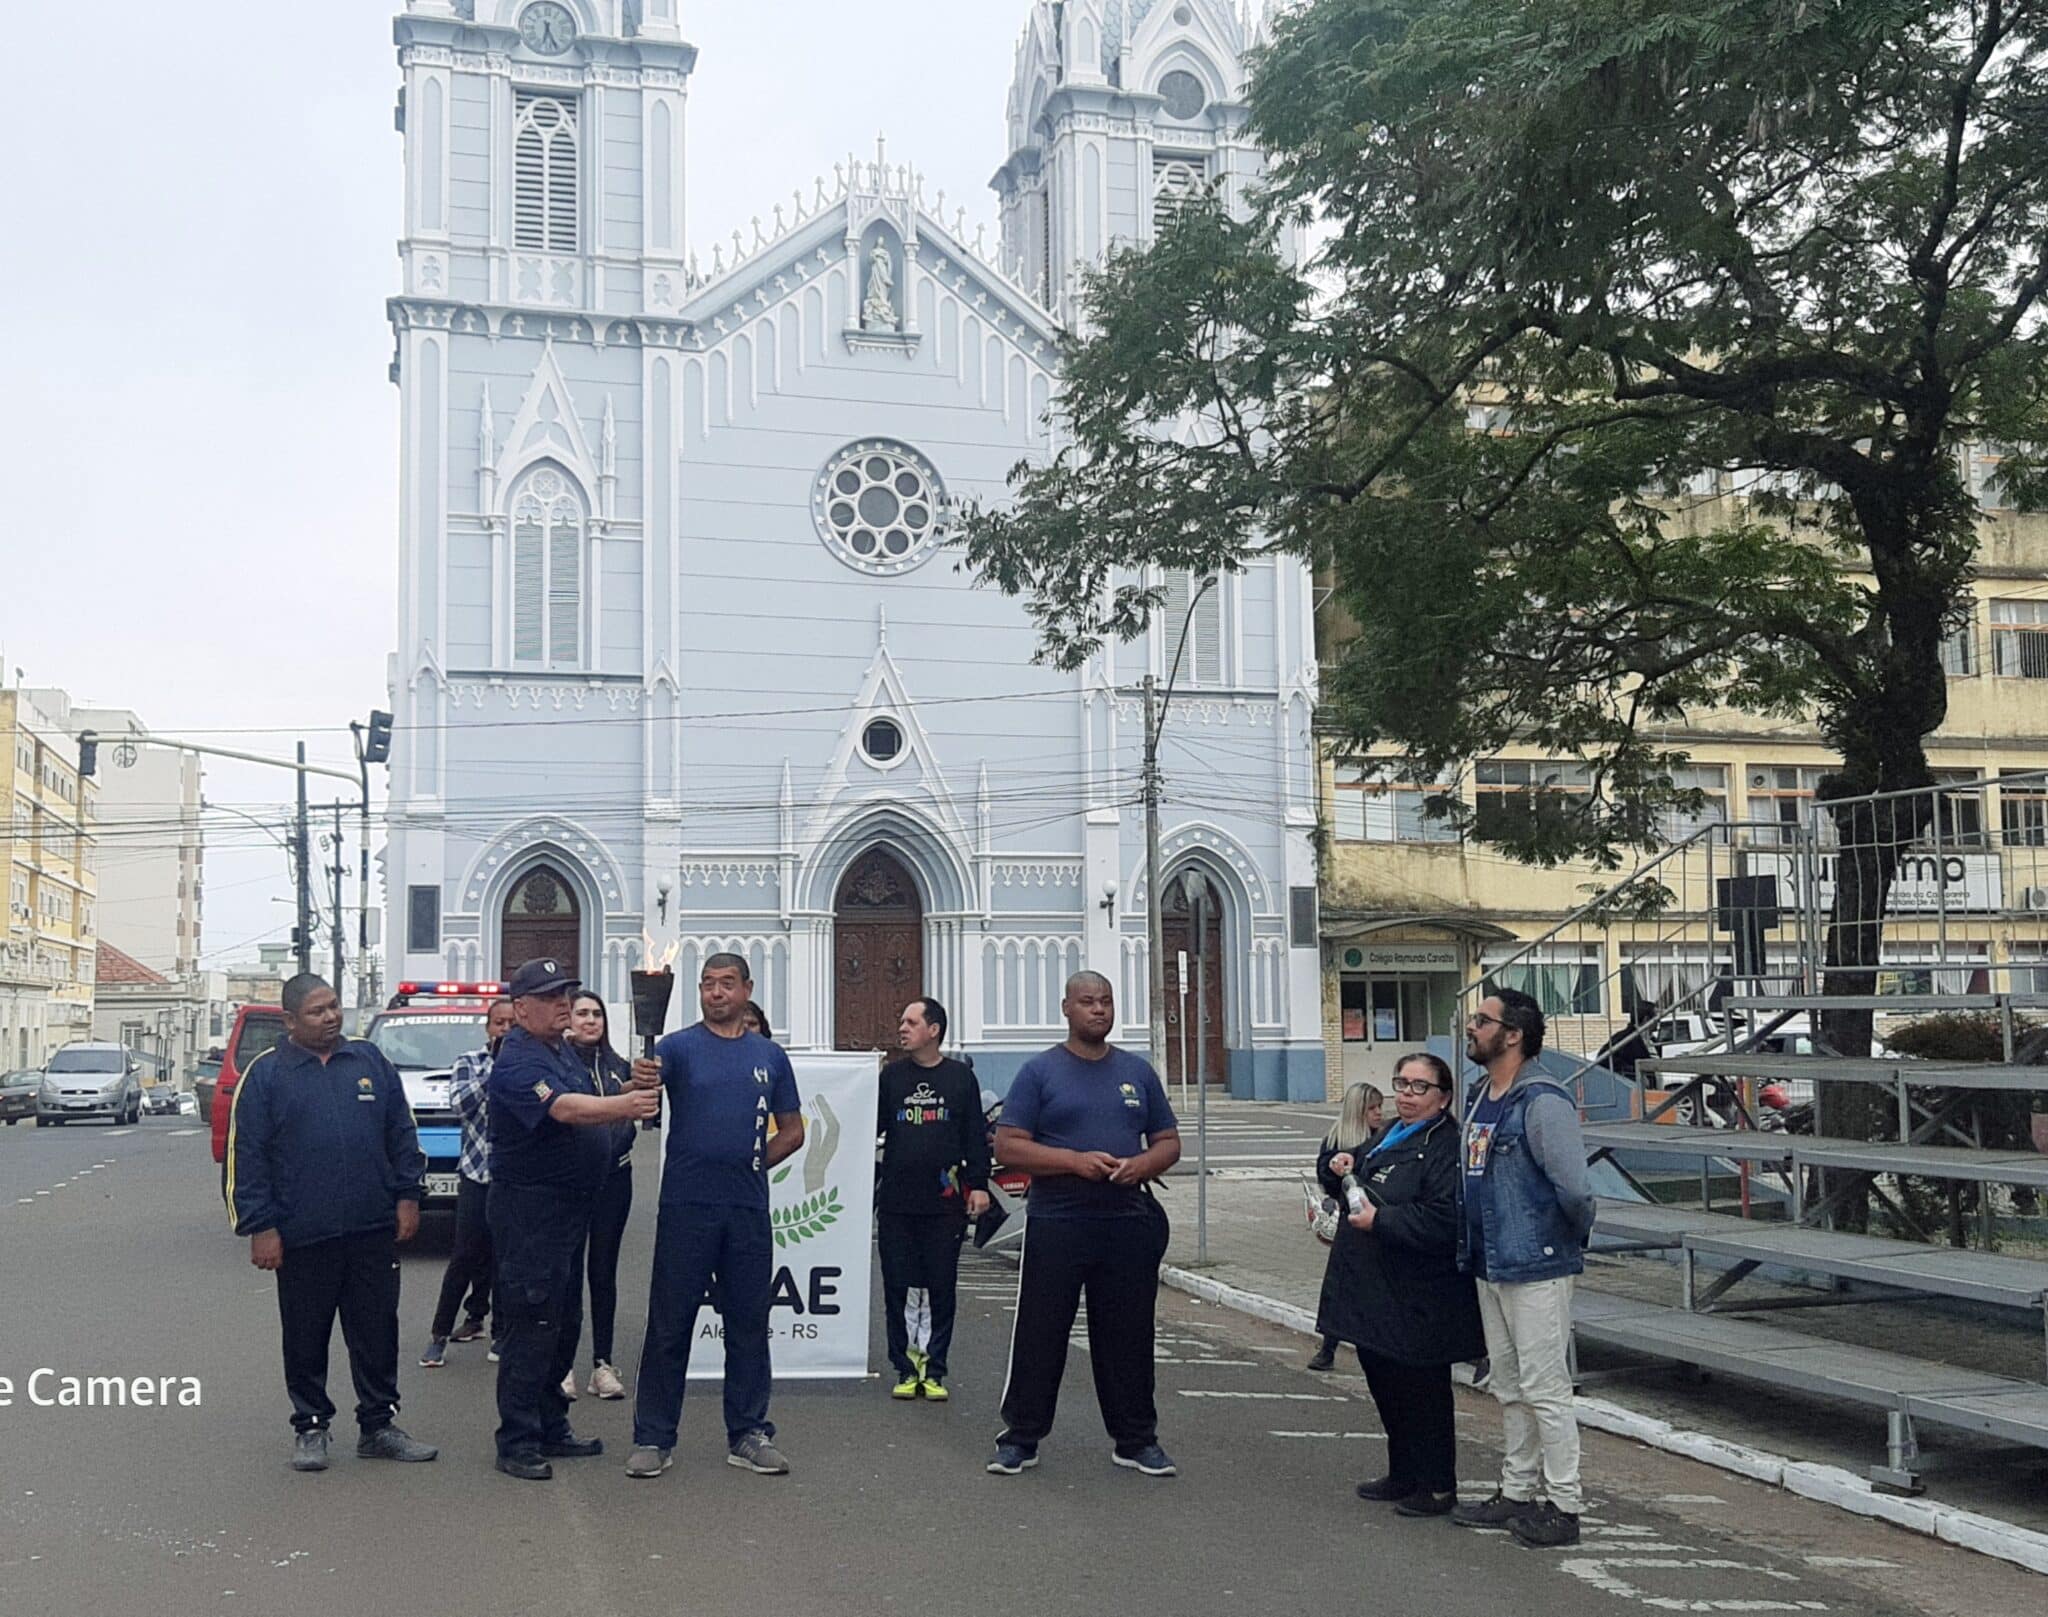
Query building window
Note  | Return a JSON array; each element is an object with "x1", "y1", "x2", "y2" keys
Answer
[
  {"x1": 1939, "y1": 620, "x2": 1976, "y2": 676},
  {"x1": 407, "y1": 885, "x2": 441, "y2": 954},
  {"x1": 1481, "y1": 945, "x2": 1604, "y2": 1017},
  {"x1": 1153, "y1": 152, "x2": 1207, "y2": 230},
  {"x1": 860, "y1": 718, "x2": 904, "y2": 766},
  {"x1": 1925, "y1": 769, "x2": 1986, "y2": 847},
  {"x1": 1745, "y1": 764, "x2": 1831, "y2": 846},
  {"x1": 813, "y1": 441, "x2": 948, "y2": 576},
  {"x1": 509, "y1": 465, "x2": 586, "y2": 668},
  {"x1": 2000, "y1": 771, "x2": 2048, "y2": 847},
  {"x1": 513, "y1": 91, "x2": 579, "y2": 253},
  {"x1": 1473, "y1": 760, "x2": 1592, "y2": 845},
  {"x1": 1332, "y1": 761, "x2": 1456, "y2": 844},
  {"x1": 1991, "y1": 599, "x2": 2048, "y2": 677},
  {"x1": 1156, "y1": 70, "x2": 1209, "y2": 121},
  {"x1": 1161, "y1": 570, "x2": 1224, "y2": 686},
  {"x1": 1656, "y1": 764, "x2": 1728, "y2": 845},
  {"x1": 1289, "y1": 886, "x2": 1318, "y2": 949}
]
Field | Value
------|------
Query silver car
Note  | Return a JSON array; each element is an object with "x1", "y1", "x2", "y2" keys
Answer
[
  {"x1": 37, "y1": 1044, "x2": 143, "y2": 1127},
  {"x1": 0, "y1": 1069, "x2": 38, "y2": 1125}
]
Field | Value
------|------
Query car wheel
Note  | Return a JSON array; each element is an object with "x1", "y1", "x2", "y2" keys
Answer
[{"x1": 5, "y1": 1117, "x2": 16, "y2": 1125}]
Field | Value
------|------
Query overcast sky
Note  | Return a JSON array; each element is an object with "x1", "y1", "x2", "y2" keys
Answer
[{"x1": 2, "y1": 2, "x2": 1034, "y2": 976}]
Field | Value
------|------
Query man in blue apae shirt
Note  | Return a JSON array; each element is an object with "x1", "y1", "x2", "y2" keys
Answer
[
  {"x1": 987, "y1": 971, "x2": 1181, "y2": 1480},
  {"x1": 227, "y1": 973, "x2": 438, "y2": 1474},
  {"x1": 628, "y1": 952, "x2": 804, "y2": 1482}
]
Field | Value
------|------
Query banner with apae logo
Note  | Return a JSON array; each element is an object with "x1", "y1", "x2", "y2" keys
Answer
[{"x1": 683, "y1": 1052, "x2": 878, "y2": 1382}]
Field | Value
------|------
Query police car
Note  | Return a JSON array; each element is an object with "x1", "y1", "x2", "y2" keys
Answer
[{"x1": 365, "y1": 982, "x2": 502, "y2": 1207}]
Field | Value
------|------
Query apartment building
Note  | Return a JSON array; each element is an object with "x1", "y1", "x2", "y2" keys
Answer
[{"x1": 0, "y1": 688, "x2": 99, "y2": 1069}]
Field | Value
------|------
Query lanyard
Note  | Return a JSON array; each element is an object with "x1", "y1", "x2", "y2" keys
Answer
[{"x1": 1369, "y1": 1118, "x2": 1427, "y2": 1158}]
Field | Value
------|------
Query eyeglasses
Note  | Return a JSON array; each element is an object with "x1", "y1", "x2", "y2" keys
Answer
[
  {"x1": 1390, "y1": 1078, "x2": 1444, "y2": 1096},
  {"x1": 1467, "y1": 1012, "x2": 1505, "y2": 1030}
]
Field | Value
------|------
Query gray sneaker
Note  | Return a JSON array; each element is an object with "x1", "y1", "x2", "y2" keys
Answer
[
  {"x1": 291, "y1": 1429, "x2": 330, "y2": 1472},
  {"x1": 625, "y1": 1446, "x2": 673, "y2": 1479},
  {"x1": 357, "y1": 1425, "x2": 439, "y2": 1463},
  {"x1": 727, "y1": 1430, "x2": 789, "y2": 1475}
]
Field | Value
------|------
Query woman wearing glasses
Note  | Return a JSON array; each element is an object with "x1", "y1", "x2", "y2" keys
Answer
[{"x1": 1313, "y1": 1051, "x2": 1484, "y2": 1518}]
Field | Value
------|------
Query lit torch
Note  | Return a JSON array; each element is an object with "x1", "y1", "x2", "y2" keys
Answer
[{"x1": 630, "y1": 939, "x2": 682, "y2": 1130}]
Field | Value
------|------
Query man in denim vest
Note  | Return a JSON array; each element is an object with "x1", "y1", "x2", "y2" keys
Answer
[{"x1": 1451, "y1": 988, "x2": 1595, "y2": 1548}]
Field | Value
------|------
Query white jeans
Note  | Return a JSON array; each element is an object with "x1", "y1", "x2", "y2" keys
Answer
[
  {"x1": 905, "y1": 1288, "x2": 932, "y2": 1351},
  {"x1": 1475, "y1": 1275, "x2": 1582, "y2": 1515}
]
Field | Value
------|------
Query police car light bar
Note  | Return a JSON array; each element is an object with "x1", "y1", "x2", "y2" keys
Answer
[{"x1": 395, "y1": 981, "x2": 506, "y2": 998}]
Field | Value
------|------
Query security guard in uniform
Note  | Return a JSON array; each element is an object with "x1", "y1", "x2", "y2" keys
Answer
[
  {"x1": 227, "y1": 972, "x2": 440, "y2": 1473},
  {"x1": 486, "y1": 959, "x2": 659, "y2": 1480}
]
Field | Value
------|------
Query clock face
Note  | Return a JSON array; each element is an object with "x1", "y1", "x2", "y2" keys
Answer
[{"x1": 519, "y1": 2, "x2": 577, "y2": 55}]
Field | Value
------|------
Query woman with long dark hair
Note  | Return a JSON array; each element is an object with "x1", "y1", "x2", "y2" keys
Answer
[{"x1": 565, "y1": 991, "x2": 637, "y2": 1401}]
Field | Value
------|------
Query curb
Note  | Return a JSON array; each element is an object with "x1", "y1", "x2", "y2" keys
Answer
[{"x1": 1157, "y1": 1263, "x2": 2048, "y2": 1579}]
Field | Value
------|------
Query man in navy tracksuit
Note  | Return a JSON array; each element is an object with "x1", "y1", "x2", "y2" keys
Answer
[{"x1": 227, "y1": 974, "x2": 439, "y2": 1473}]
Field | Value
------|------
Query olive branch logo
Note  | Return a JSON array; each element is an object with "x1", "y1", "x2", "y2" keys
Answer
[{"x1": 770, "y1": 1187, "x2": 842, "y2": 1249}]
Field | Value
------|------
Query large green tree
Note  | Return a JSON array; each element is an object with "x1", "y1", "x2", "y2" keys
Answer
[{"x1": 964, "y1": 0, "x2": 2048, "y2": 1135}]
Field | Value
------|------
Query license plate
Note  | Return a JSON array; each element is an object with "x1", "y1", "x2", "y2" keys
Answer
[{"x1": 425, "y1": 1174, "x2": 460, "y2": 1199}]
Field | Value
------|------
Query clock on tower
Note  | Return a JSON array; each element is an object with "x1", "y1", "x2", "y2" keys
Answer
[{"x1": 518, "y1": 1, "x2": 577, "y2": 55}]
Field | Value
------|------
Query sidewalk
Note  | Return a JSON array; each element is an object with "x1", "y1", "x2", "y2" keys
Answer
[{"x1": 1156, "y1": 1161, "x2": 2048, "y2": 1561}]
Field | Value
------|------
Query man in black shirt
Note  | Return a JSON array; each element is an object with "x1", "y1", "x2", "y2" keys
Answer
[{"x1": 875, "y1": 997, "x2": 989, "y2": 1401}]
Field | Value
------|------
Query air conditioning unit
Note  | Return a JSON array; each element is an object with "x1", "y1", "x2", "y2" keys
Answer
[{"x1": 2023, "y1": 886, "x2": 2048, "y2": 912}]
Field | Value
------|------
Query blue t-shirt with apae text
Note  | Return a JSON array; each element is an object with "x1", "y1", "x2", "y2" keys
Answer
[
  {"x1": 654, "y1": 1023, "x2": 801, "y2": 1209},
  {"x1": 1000, "y1": 1043, "x2": 1178, "y2": 1220}
]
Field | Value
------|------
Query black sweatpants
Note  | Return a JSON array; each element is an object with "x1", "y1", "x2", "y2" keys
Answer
[
  {"x1": 998, "y1": 1204, "x2": 1168, "y2": 1454},
  {"x1": 428, "y1": 1173, "x2": 494, "y2": 1339},
  {"x1": 275, "y1": 1228, "x2": 402, "y2": 1435},
  {"x1": 878, "y1": 1211, "x2": 966, "y2": 1379},
  {"x1": 1357, "y1": 1347, "x2": 1458, "y2": 1495},
  {"x1": 489, "y1": 1183, "x2": 591, "y2": 1459},
  {"x1": 585, "y1": 1166, "x2": 633, "y2": 1366}
]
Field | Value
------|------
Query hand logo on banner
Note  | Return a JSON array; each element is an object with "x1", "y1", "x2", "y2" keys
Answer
[{"x1": 770, "y1": 1095, "x2": 843, "y2": 1250}]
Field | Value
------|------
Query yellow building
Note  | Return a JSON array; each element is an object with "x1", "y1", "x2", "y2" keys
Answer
[
  {"x1": 1316, "y1": 478, "x2": 2048, "y2": 1095},
  {"x1": 1, "y1": 688, "x2": 99, "y2": 1069}
]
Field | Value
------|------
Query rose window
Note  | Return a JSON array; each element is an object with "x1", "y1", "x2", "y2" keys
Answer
[{"x1": 813, "y1": 441, "x2": 947, "y2": 575}]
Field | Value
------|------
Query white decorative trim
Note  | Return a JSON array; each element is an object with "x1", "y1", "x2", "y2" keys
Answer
[
  {"x1": 457, "y1": 815, "x2": 627, "y2": 912},
  {"x1": 991, "y1": 861, "x2": 1083, "y2": 888},
  {"x1": 679, "y1": 860, "x2": 777, "y2": 889}
]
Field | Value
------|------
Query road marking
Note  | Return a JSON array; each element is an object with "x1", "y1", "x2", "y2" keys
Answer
[
  {"x1": 1802, "y1": 1557, "x2": 1898, "y2": 1569},
  {"x1": 1155, "y1": 1357, "x2": 1256, "y2": 1366},
  {"x1": 16, "y1": 1198, "x2": 31, "y2": 1204},
  {"x1": 1177, "y1": 1390, "x2": 1348, "y2": 1401},
  {"x1": 1656, "y1": 1494, "x2": 1728, "y2": 1505},
  {"x1": 1556, "y1": 1553, "x2": 1827, "y2": 1611},
  {"x1": 167, "y1": 1128, "x2": 203, "y2": 1137},
  {"x1": 1268, "y1": 1430, "x2": 1384, "y2": 1440},
  {"x1": 105, "y1": 1128, "x2": 133, "y2": 1137},
  {"x1": 34, "y1": 1190, "x2": 49, "y2": 1196}
]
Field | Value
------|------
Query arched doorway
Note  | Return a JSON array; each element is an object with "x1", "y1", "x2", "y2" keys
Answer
[
  {"x1": 1161, "y1": 867, "x2": 1228, "y2": 1089},
  {"x1": 500, "y1": 865, "x2": 581, "y2": 981},
  {"x1": 834, "y1": 848, "x2": 924, "y2": 1051}
]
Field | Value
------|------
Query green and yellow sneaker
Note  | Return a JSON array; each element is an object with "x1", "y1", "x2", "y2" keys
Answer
[
  {"x1": 891, "y1": 1374, "x2": 922, "y2": 1400},
  {"x1": 920, "y1": 1375, "x2": 949, "y2": 1402}
]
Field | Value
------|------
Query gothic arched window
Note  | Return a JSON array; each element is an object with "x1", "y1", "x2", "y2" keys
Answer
[{"x1": 509, "y1": 465, "x2": 586, "y2": 669}]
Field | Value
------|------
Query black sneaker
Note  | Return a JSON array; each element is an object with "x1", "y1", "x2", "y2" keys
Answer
[
  {"x1": 1393, "y1": 1489, "x2": 1457, "y2": 1518},
  {"x1": 541, "y1": 1433, "x2": 604, "y2": 1459},
  {"x1": 1510, "y1": 1503, "x2": 1581, "y2": 1548},
  {"x1": 357, "y1": 1425, "x2": 438, "y2": 1463},
  {"x1": 1307, "y1": 1345, "x2": 1337, "y2": 1372},
  {"x1": 418, "y1": 1338, "x2": 448, "y2": 1369},
  {"x1": 1452, "y1": 1491, "x2": 1534, "y2": 1528},
  {"x1": 496, "y1": 1453, "x2": 552, "y2": 1482},
  {"x1": 291, "y1": 1430, "x2": 330, "y2": 1473},
  {"x1": 1112, "y1": 1443, "x2": 1177, "y2": 1477},
  {"x1": 451, "y1": 1318, "x2": 487, "y2": 1344},
  {"x1": 1355, "y1": 1474, "x2": 1413, "y2": 1502},
  {"x1": 986, "y1": 1442, "x2": 1039, "y2": 1475}
]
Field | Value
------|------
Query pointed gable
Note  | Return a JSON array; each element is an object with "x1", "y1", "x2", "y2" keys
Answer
[{"x1": 493, "y1": 337, "x2": 602, "y2": 499}]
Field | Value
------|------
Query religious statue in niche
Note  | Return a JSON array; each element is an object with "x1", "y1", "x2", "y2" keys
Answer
[{"x1": 862, "y1": 240, "x2": 900, "y2": 331}]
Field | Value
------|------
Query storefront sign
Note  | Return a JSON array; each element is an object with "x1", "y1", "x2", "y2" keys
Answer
[
  {"x1": 1353, "y1": 944, "x2": 1462, "y2": 972},
  {"x1": 680, "y1": 1052, "x2": 878, "y2": 1382},
  {"x1": 1748, "y1": 852, "x2": 2004, "y2": 916}
]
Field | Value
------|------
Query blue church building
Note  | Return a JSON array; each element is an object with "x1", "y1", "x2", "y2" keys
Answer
[{"x1": 383, "y1": 0, "x2": 1324, "y2": 1098}]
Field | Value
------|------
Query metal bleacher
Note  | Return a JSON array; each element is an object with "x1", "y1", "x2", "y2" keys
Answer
[{"x1": 1577, "y1": 992, "x2": 2048, "y2": 1490}]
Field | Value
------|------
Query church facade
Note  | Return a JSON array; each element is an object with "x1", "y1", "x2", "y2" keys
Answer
[{"x1": 383, "y1": 0, "x2": 1323, "y2": 1097}]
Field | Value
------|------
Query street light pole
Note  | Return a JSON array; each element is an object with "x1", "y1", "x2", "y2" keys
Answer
[
  {"x1": 327, "y1": 802, "x2": 347, "y2": 992},
  {"x1": 294, "y1": 744, "x2": 312, "y2": 979}
]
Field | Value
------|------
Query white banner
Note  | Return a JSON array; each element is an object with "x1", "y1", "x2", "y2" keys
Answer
[
  {"x1": 1749, "y1": 851, "x2": 2005, "y2": 916},
  {"x1": 681, "y1": 1051, "x2": 878, "y2": 1382}
]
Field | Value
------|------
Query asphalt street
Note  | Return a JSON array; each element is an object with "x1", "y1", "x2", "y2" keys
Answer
[{"x1": 0, "y1": 1116, "x2": 2036, "y2": 1617}]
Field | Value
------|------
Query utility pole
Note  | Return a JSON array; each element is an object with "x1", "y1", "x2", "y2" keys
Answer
[
  {"x1": 1143, "y1": 673, "x2": 1168, "y2": 1078},
  {"x1": 353, "y1": 712, "x2": 392, "y2": 1014},
  {"x1": 328, "y1": 802, "x2": 347, "y2": 992},
  {"x1": 294, "y1": 742, "x2": 312, "y2": 978}
]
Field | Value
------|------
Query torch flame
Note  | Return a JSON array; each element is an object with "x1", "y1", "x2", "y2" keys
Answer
[{"x1": 641, "y1": 933, "x2": 681, "y2": 974}]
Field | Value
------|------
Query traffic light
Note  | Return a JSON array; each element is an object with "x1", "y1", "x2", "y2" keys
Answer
[
  {"x1": 362, "y1": 710, "x2": 394, "y2": 766},
  {"x1": 77, "y1": 732, "x2": 98, "y2": 779}
]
